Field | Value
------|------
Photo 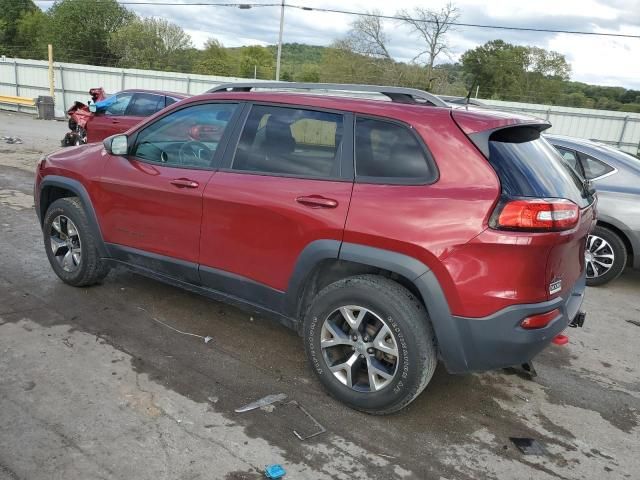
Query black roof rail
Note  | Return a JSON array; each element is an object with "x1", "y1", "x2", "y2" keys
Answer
[{"x1": 207, "y1": 82, "x2": 449, "y2": 107}]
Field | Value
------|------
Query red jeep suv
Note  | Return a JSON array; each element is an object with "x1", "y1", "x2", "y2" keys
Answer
[{"x1": 34, "y1": 82, "x2": 595, "y2": 414}]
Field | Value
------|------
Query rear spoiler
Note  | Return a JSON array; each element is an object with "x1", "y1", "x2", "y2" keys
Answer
[{"x1": 451, "y1": 109, "x2": 551, "y2": 158}]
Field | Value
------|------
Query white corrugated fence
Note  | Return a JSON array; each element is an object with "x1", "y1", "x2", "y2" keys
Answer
[{"x1": 1, "y1": 57, "x2": 639, "y2": 154}]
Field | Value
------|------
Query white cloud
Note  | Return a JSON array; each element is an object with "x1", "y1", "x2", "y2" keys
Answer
[{"x1": 43, "y1": 0, "x2": 640, "y2": 89}]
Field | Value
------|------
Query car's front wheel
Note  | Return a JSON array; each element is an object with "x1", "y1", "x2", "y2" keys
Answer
[
  {"x1": 303, "y1": 275, "x2": 437, "y2": 414},
  {"x1": 585, "y1": 226, "x2": 627, "y2": 286},
  {"x1": 43, "y1": 197, "x2": 109, "y2": 286}
]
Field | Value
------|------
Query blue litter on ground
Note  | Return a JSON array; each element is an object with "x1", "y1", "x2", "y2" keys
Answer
[{"x1": 265, "y1": 464, "x2": 286, "y2": 479}]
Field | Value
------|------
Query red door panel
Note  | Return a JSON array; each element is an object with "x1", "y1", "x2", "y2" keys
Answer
[
  {"x1": 87, "y1": 115, "x2": 143, "y2": 143},
  {"x1": 95, "y1": 155, "x2": 214, "y2": 263},
  {"x1": 199, "y1": 172, "x2": 352, "y2": 291}
]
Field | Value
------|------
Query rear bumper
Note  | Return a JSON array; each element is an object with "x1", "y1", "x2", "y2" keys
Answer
[{"x1": 442, "y1": 273, "x2": 586, "y2": 373}]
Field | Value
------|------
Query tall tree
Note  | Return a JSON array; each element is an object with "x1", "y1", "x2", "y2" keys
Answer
[
  {"x1": 47, "y1": 0, "x2": 134, "y2": 65},
  {"x1": 194, "y1": 38, "x2": 233, "y2": 75},
  {"x1": 238, "y1": 45, "x2": 274, "y2": 79},
  {"x1": 109, "y1": 17, "x2": 192, "y2": 69},
  {"x1": 461, "y1": 40, "x2": 571, "y2": 102},
  {"x1": 15, "y1": 8, "x2": 49, "y2": 58},
  {"x1": 397, "y1": 2, "x2": 459, "y2": 89},
  {"x1": 344, "y1": 10, "x2": 392, "y2": 60},
  {"x1": 0, "y1": 0, "x2": 38, "y2": 54}
]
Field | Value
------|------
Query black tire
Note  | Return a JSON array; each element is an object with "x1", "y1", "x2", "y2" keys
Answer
[
  {"x1": 303, "y1": 274, "x2": 437, "y2": 414},
  {"x1": 43, "y1": 197, "x2": 109, "y2": 287},
  {"x1": 586, "y1": 226, "x2": 627, "y2": 287}
]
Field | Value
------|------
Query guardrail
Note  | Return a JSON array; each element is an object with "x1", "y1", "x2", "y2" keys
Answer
[{"x1": 0, "y1": 94, "x2": 36, "y2": 107}]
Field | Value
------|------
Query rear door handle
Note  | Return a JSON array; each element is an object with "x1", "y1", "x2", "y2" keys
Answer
[
  {"x1": 111, "y1": 120, "x2": 120, "y2": 124},
  {"x1": 296, "y1": 195, "x2": 338, "y2": 209},
  {"x1": 170, "y1": 178, "x2": 199, "y2": 189}
]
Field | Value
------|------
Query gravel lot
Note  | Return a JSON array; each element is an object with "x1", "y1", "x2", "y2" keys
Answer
[{"x1": 1, "y1": 111, "x2": 639, "y2": 480}]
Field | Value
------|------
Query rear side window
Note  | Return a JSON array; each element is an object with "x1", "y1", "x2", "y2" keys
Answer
[
  {"x1": 355, "y1": 117, "x2": 434, "y2": 181},
  {"x1": 126, "y1": 93, "x2": 165, "y2": 117},
  {"x1": 488, "y1": 128, "x2": 592, "y2": 208},
  {"x1": 578, "y1": 152, "x2": 614, "y2": 180},
  {"x1": 232, "y1": 105, "x2": 343, "y2": 178}
]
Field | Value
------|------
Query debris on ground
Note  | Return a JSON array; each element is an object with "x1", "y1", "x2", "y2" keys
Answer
[
  {"x1": 2, "y1": 136, "x2": 22, "y2": 144},
  {"x1": 136, "y1": 306, "x2": 213, "y2": 344},
  {"x1": 264, "y1": 464, "x2": 286, "y2": 479},
  {"x1": 235, "y1": 393, "x2": 287, "y2": 413},
  {"x1": 287, "y1": 401, "x2": 326, "y2": 441},
  {"x1": 510, "y1": 437, "x2": 548, "y2": 455},
  {"x1": 626, "y1": 319, "x2": 640, "y2": 327}
]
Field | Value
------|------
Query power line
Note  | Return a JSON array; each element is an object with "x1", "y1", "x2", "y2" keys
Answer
[
  {"x1": 286, "y1": 4, "x2": 640, "y2": 40},
  {"x1": 29, "y1": 0, "x2": 640, "y2": 39}
]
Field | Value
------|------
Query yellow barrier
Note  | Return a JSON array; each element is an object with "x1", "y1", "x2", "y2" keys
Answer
[{"x1": 0, "y1": 95, "x2": 36, "y2": 106}]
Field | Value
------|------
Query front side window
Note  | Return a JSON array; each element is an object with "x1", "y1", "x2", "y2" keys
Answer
[
  {"x1": 232, "y1": 105, "x2": 343, "y2": 178},
  {"x1": 126, "y1": 93, "x2": 165, "y2": 117},
  {"x1": 355, "y1": 116, "x2": 434, "y2": 181},
  {"x1": 105, "y1": 93, "x2": 134, "y2": 116},
  {"x1": 554, "y1": 146, "x2": 584, "y2": 177},
  {"x1": 131, "y1": 103, "x2": 237, "y2": 168}
]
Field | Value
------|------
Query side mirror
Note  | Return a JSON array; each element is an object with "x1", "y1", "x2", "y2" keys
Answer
[
  {"x1": 103, "y1": 134, "x2": 128, "y2": 155},
  {"x1": 88, "y1": 102, "x2": 97, "y2": 113}
]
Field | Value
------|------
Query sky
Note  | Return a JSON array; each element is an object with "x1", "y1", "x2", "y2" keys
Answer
[{"x1": 38, "y1": 0, "x2": 640, "y2": 90}]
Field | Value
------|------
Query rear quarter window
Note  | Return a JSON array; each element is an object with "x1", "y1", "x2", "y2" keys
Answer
[
  {"x1": 355, "y1": 116, "x2": 436, "y2": 183},
  {"x1": 488, "y1": 128, "x2": 592, "y2": 208}
]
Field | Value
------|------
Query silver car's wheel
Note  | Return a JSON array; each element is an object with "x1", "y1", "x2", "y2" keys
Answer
[
  {"x1": 50, "y1": 215, "x2": 82, "y2": 272},
  {"x1": 320, "y1": 305, "x2": 399, "y2": 393},
  {"x1": 586, "y1": 234, "x2": 614, "y2": 279}
]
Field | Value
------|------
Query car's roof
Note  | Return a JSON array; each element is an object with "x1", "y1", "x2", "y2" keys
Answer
[
  {"x1": 184, "y1": 91, "x2": 545, "y2": 134},
  {"x1": 120, "y1": 89, "x2": 190, "y2": 99},
  {"x1": 545, "y1": 133, "x2": 640, "y2": 177}
]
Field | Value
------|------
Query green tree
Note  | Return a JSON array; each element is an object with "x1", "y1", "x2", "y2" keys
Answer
[
  {"x1": 0, "y1": 0, "x2": 38, "y2": 54},
  {"x1": 15, "y1": 8, "x2": 49, "y2": 59},
  {"x1": 239, "y1": 45, "x2": 274, "y2": 79},
  {"x1": 194, "y1": 38, "x2": 233, "y2": 76},
  {"x1": 461, "y1": 40, "x2": 570, "y2": 102},
  {"x1": 109, "y1": 17, "x2": 192, "y2": 69},
  {"x1": 48, "y1": 0, "x2": 134, "y2": 65},
  {"x1": 295, "y1": 63, "x2": 320, "y2": 82}
]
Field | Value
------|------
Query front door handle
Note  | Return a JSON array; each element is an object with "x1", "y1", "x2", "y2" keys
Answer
[
  {"x1": 111, "y1": 120, "x2": 120, "y2": 124},
  {"x1": 170, "y1": 178, "x2": 199, "y2": 189},
  {"x1": 296, "y1": 195, "x2": 338, "y2": 209}
]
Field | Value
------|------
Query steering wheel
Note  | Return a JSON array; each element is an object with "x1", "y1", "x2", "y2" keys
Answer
[{"x1": 178, "y1": 141, "x2": 212, "y2": 166}]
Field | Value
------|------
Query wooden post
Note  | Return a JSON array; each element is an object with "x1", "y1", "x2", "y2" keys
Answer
[{"x1": 47, "y1": 44, "x2": 54, "y2": 100}]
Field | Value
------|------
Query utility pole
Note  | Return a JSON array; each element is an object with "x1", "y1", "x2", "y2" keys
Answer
[{"x1": 275, "y1": 0, "x2": 285, "y2": 81}]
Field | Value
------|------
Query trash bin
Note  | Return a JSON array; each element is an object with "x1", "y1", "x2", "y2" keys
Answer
[{"x1": 36, "y1": 96, "x2": 55, "y2": 120}]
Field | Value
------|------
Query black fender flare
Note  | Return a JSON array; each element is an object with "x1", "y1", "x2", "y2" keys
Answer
[
  {"x1": 285, "y1": 241, "x2": 469, "y2": 373},
  {"x1": 38, "y1": 175, "x2": 108, "y2": 258}
]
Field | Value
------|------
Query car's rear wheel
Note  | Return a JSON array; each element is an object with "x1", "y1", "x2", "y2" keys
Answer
[
  {"x1": 43, "y1": 197, "x2": 109, "y2": 286},
  {"x1": 586, "y1": 226, "x2": 627, "y2": 286},
  {"x1": 303, "y1": 275, "x2": 437, "y2": 414}
]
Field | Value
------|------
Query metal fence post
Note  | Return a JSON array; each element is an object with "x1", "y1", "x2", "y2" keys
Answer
[
  {"x1": 545, "y1": 108, "x2": 551, "y2": 121},
  {"x1": 618, "y1": 116, "x2": 629, "y2": 148},
  {"x1": 58, "y1": 65, "x2": 66, "y2": 113},
  {"x1": 13, "y1": 60, "x2": 19, "y2": 96},
  {"x1": 121, "y1": 70, "x2": 125, "y2": 90},
  {"x1": 186, "y1": 76, "x2": 191, "y2": 94}
]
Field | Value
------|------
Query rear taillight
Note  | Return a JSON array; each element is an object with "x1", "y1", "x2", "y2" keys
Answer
[
  {"x1": 521, "y1": 308, "x2": 561, "y2": 329},
  {"x1": 492, "y1": 198, "x2": 579, "y2": 231}
]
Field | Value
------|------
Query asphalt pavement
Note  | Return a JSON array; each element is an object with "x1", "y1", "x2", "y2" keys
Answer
[{"x1": 1, "y1": 111, "x2": 639, "y2": 480}]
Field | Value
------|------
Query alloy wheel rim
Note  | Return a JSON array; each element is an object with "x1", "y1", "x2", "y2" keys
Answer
[
  {"x1": 50, "y1": 215, "x2": 82, "y2": 272},
  {"x1": 320, "y1": 305, "x2": 399, "y2": 393},
  {"x1": 585, "y1": 234, "x2": 614, "y2": 279}
]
